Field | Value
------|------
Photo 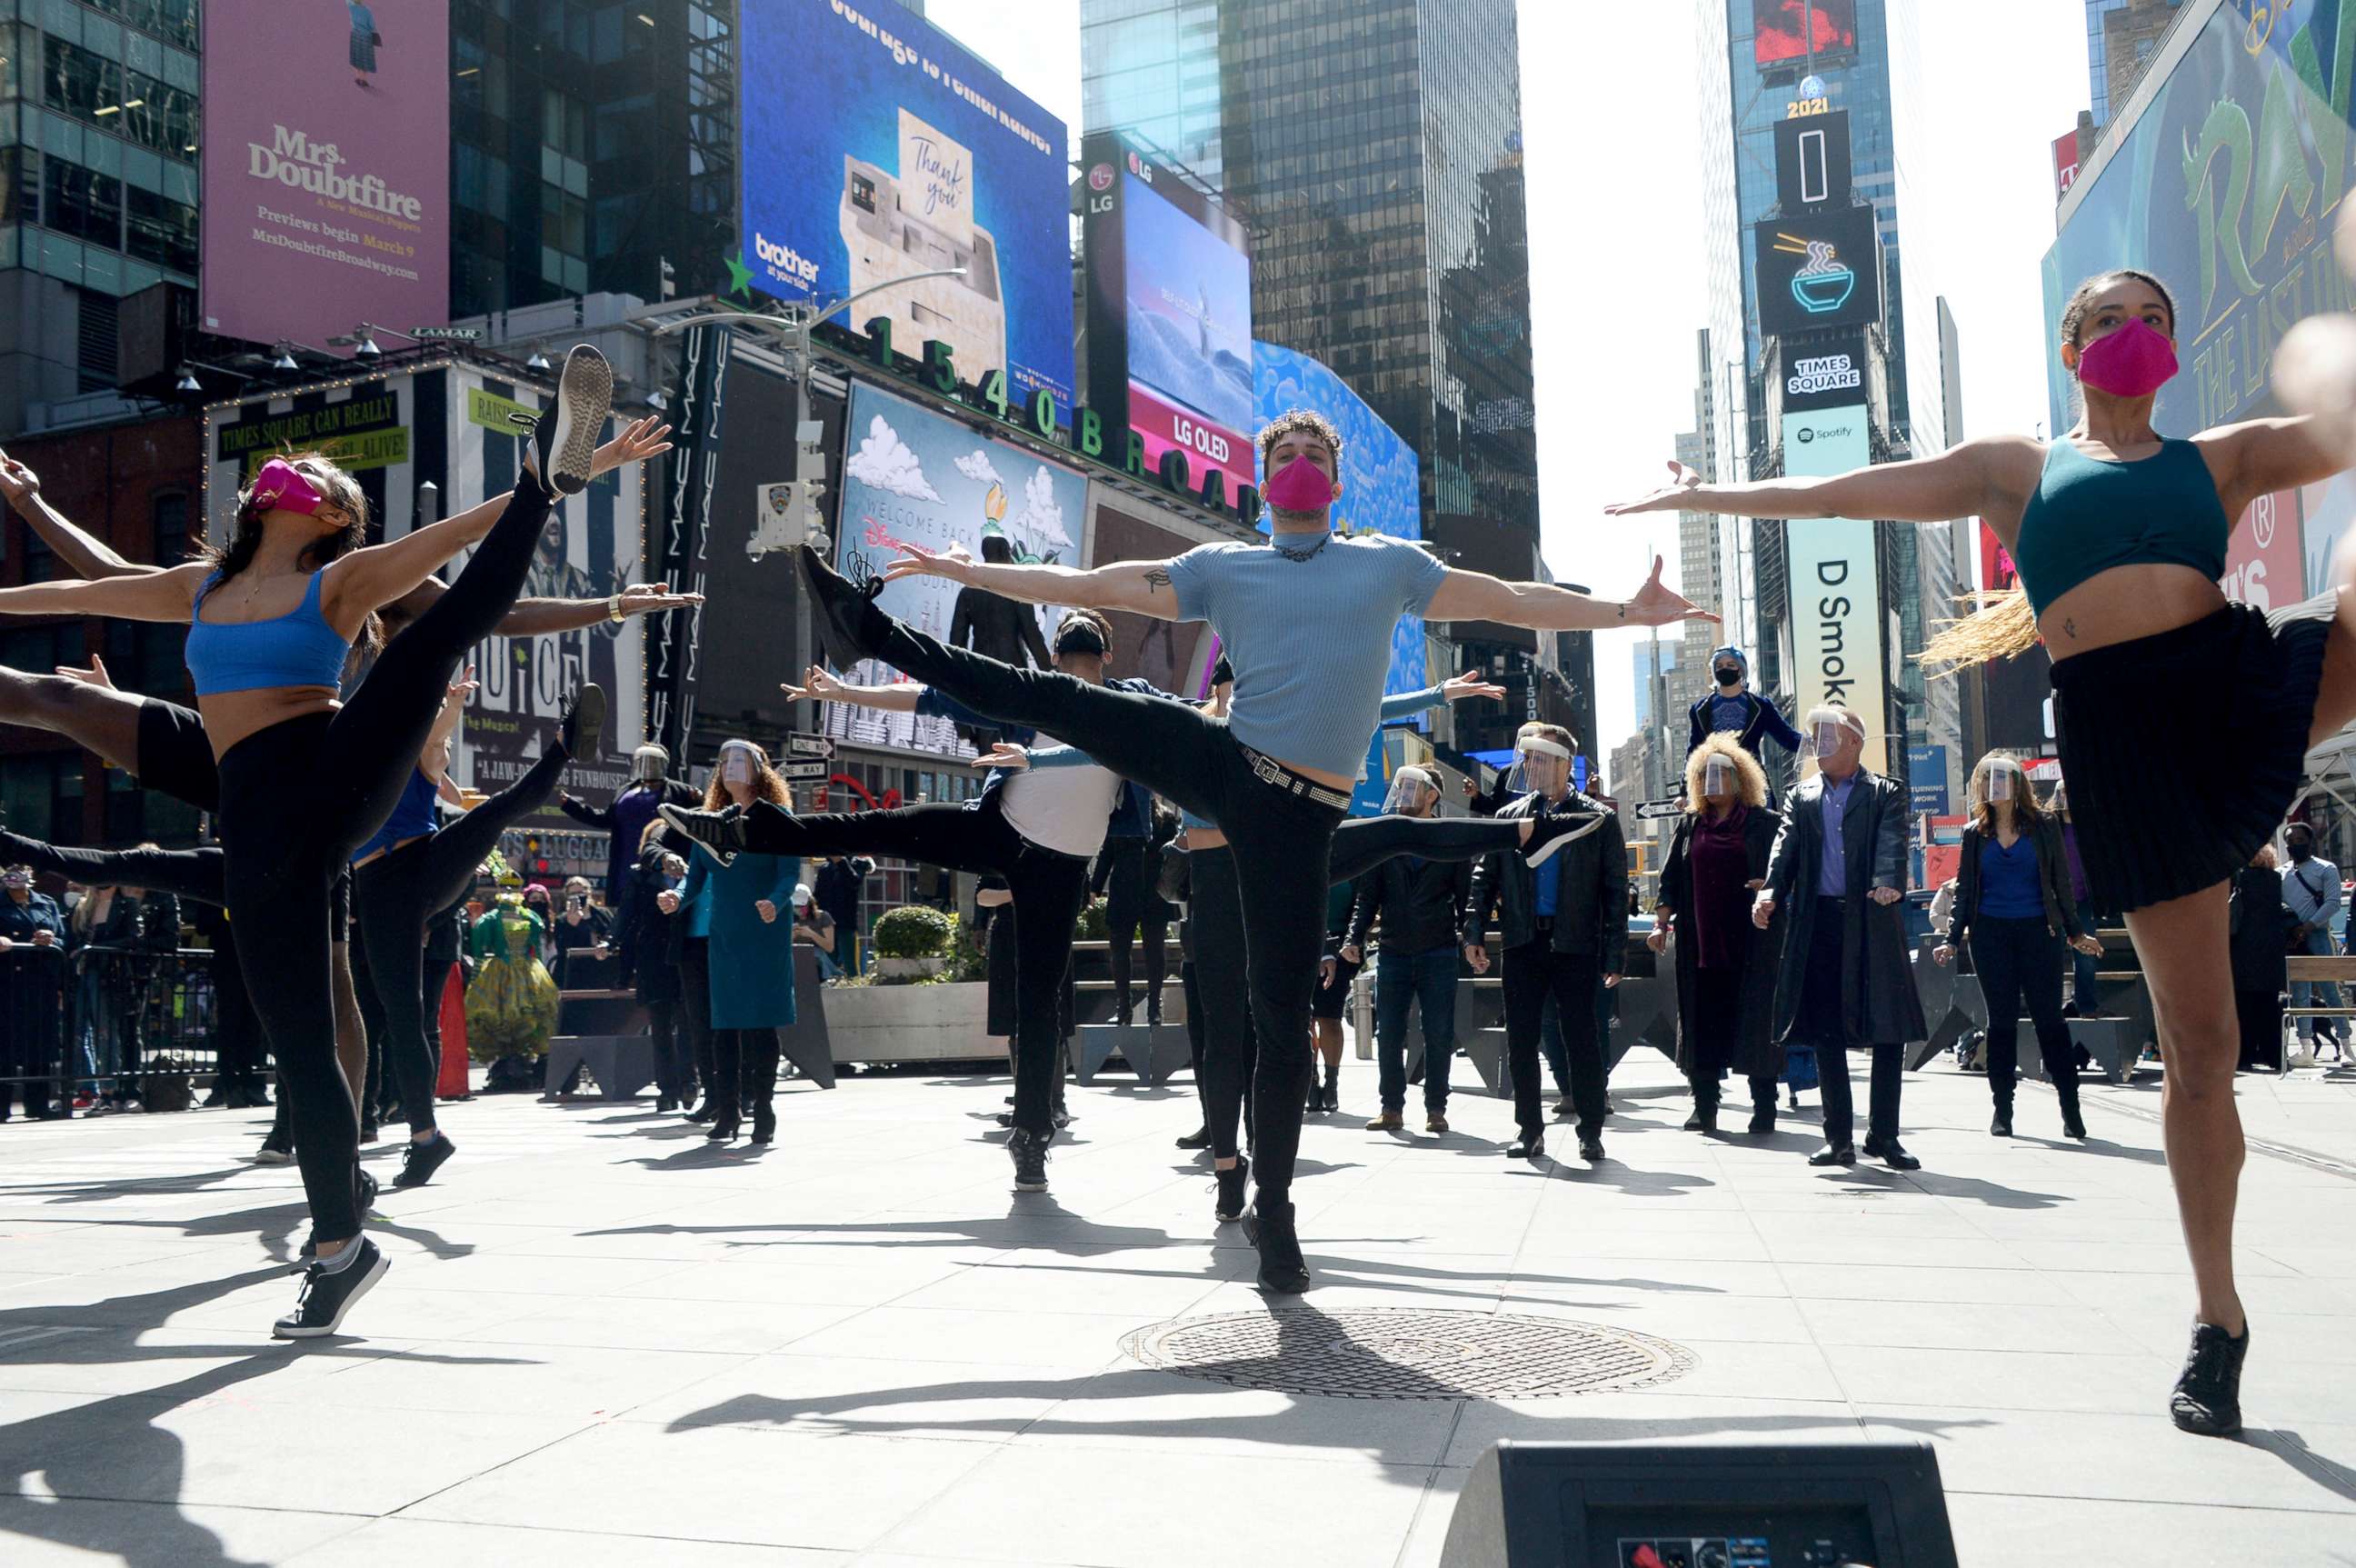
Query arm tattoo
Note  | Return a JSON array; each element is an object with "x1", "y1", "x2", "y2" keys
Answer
[
  {"x1": 1144, "y1": 567, "x2": 1172, "y2": 596},
  {"x1": 2063, "y1": 617, "x2": 2077, "y2": 640}
]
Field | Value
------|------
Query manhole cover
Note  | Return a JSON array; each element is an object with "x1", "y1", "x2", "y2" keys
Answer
[{"x1": 1120, "y1": 1309, "x2": 1692, "y2": 1400}]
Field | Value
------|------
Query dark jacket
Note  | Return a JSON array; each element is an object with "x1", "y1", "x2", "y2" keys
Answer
[
  {"x1": 1463, "y1": 792, "x2": 1630, "y2": 963},
  {"x1": 1347, "y1": 843, "x2": 1472, "y2": 957},
  {"x1": 613, "y1": 846, "x2": 684, "y2": 1005},
  {"x1": 813, "y1": 855, "x2": 875, "y2": 943},
  {"x1": 1657, "y1": 804, "x2": 1787, "y2": 1078},
  {"x1": 1762, "y1": 768, "x2": 1927, "y2": 1046},
  {"x1": 1686, "y1": 689, "x2": 1804, "y2": 761},
  {"x1": 1942, "y1": 814, "x2": 2085, "y2": 949},
  {"x1": 2228, "y1": 864, "x2": 2291, "y2": 995},
  {"x1": 564, "y1": 777, "x2": 699, "y2": 900},
  {"x1": 0, "y1": 890, "x2": 65, "y2": 944}
]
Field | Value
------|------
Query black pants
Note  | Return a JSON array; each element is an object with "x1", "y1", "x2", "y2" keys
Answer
[
  {"x1": 1329, "y1": 814, "x2": 1520, "y2": 884},
  {"x1": 354, "y1": 937, "x2": 387, "y2": 1126},
  {"x1": 1686, "y1": 964, "x2": 1775, "y2": 1113},
  {"x1": 679, "y1": 938, "x2": 716, "y2": 1102},
  {"x1": 1179, "y1": 955, "x2": 1210, "y2": 1124},
  {"x1": 217, "y1": 479, "x2": 555, "y2": 1243},
  {"x1": 738, "y1": 792, "x2": 1088, "y2": 1138},
  {"x1": 1189, "y1": 846, "x2": 1259, "y2": 1161},
  {"x1": 2236, "y1": 987, "x2": 2284, "y2": 1073},
  {"x1": 647, "y1": 1000, "x2": 689, "y2": 1101},
  {"x1": 354, "y1": 740, "x2": 573, "y2": 1134},
  {"x1": 2, "y1": 954, "x2": 63, "y2": 1117},
  {"x1": 1502, "y1": 942, "x2": 1605, "y2": 1137},
  {"x1": 213, "y1": 926, "x2": 264, "y2": 1092},
  {"x1": 1968, "y1": 915, "x2": 2079, "y2": 1107},
  {"x1": 1099, "y1": 839, "x2": 1171, "y2": 1017},
  {"x1": 1792, "y1": 905, "x2": 1903, "y2": 1144}
]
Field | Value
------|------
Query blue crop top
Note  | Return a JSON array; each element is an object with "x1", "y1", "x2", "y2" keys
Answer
[
  {"x1": 2011, "y1": 438, "x2": 2231, "y2": 618},
  {"x1": 185, "y1": 569, "x2": 353, "y2": 696},
  {"x1": 353, "y1": 768, "x2": 441, "y2": 864}
]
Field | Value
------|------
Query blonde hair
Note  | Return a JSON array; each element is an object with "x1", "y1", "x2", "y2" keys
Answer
[
  {"x1": 1964, "y1": 752, "x2": 2048, "y2": 836},
  {"x1": 2252, "y1": 843, "x2": 2280, "y2": 871},
  {"x1": 1683, "y1": 734, "x2": 1767, "y2": 811}
]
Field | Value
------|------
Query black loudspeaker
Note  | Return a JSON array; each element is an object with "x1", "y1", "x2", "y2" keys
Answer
[{"x1": 1439, "y1": 1440, "x2": 1959, "y2": 1568}]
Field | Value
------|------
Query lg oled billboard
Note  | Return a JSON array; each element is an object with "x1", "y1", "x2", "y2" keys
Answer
[
  {"x1": 1754, "y1": 0, "x2": 1857, "y2": 65},
  {"x1": 1753, "y1": 204, "x2": 1882, "y2": 339},
  {"x1": 1083, "y1": 135, "x2": 1255, "y2": 500},
  {"x1": 199, "y1": 0, "x2": 450, "y2": 352},
  {"x1": 739, "y1": 0, "x2": 1075, "y2": 421}
]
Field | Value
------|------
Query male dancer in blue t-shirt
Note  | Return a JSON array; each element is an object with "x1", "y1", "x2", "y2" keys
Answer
[{"x1": 771, "y1": 412, "x2": 1711, "y2": 1291}]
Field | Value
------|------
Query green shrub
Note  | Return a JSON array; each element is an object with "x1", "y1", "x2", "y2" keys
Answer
[
  {"x1": 872, "y1": 904, "x2": 953, "y2": 959},
  {"x1": 1075, "y1": 898, "x2": 1108, "y2": 942}
]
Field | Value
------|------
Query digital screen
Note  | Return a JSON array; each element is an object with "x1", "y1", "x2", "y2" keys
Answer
[
  {"x1": 739, "y1": 0, "x2": 1075, "y2": 419},
  {"x1": 1752, "y1": 204, "x2": 1882, "y2": 338},
  {"x1": 1123, "y1": 165, "x2": 1255, "y2": 496},
  {"x1": 1754, "y1": 0, "x2": 1858, "y2": 65}
]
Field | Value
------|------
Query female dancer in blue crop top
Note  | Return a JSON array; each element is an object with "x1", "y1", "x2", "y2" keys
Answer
[
  {"x1": 0, "y1": 345, "x2": 658, "y2": 1339},
  {"x1": 1606, "y1": 268, "x2": 2356, "y2": 1438}
]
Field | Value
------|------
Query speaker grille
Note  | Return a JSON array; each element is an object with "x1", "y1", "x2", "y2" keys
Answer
[{"x1": 1121, "y1": 1309, "x2": 1694, "y2": 1400}]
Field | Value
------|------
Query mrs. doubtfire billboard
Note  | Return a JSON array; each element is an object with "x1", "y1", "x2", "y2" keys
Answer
[
  {"x1": 740, "y1": 0, "x2": 1076, "y2": 421},
  {"x1": 199, "y1": 1, "x2": 450, "y2": 352}
]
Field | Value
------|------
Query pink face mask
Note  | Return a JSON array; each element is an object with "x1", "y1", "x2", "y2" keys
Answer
[
  {"x1": 1263, "y1": 454, "x2": 1334, "y2": 514},
  {"x1": 2075, "y1": 317, "x2": 2178, "y2": 399},
  {"x1": 251, "y1": 458, "x2": 326, "y2": 515}
]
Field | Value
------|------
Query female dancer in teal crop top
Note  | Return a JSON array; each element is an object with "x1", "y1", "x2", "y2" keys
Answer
[{"x1": 1607, "y1": 266, "x2": 2356, "y2": 1439}]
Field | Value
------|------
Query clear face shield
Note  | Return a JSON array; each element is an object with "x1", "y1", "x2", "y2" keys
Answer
[
  {"x1": 1382, "y1": 766, "x2": 1438, "y2": 815},
  {"x1": 719, "y1": 742, "x2": 759, "y2": 787},
  {"x1": 1702, "y1": 754, "x2": 1735, "y2": 801},
  {"x1": 631, "y1": 746, "x2": 668, "y2": 784},
  {"x1": 1800, "y1": 712, "x2": 1862, "y2": 762},
  {"x1": 1984, "y1": 758, "x2": 2018, "y2": 804},
  {"x1": 1507, "y1": 736, "x2": 1574, "y2": 797}
]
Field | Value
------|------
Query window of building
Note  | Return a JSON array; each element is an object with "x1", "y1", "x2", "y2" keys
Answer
[
  {"x1": 43, "y1": 36, "x2": 124, "y2": 128},
  {"x1": 43, "y1": 161, "x2": 123, "y2": 247},
  {"x1": 540, "y1": 184, "x2": 585, "y2": 256},
  {"x1": 125, "y1": 185, "x2": 198, "y2": 274},
  {"x1": 119, "y1": 73, "x2": 199, "y2": 160},
  {"x1": 0, "y1": 147, "x2": 36, "y2": 225},
  {"x1": 151, "y1": 492, "x2": 189, "y2": 565},
  {"x1": 543, "y1": 89, "x2": 589, "y2": 162}
]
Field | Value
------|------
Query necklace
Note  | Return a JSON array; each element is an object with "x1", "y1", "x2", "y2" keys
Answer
[{"x1": 1272, "y1": 532, "x2": 1330, "y2": 563}]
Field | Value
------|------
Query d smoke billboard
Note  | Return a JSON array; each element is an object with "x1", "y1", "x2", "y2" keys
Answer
[
  {"x1": 1780, "y1": 404, "x2": 1887, "y2": 774},
  {"x1": 740, "y1": 0, "x2": 1075, "y2": 421},
  {"x1": 199, "y1": 1, "x2": 451, "y2": 352}
]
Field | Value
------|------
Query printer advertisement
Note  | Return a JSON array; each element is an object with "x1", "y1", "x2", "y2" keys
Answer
[{"x1": 739, "y1": 0, "x2": 1076, "y2": 421}]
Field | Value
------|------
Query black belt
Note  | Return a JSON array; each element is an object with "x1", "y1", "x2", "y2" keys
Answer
[{"x1": 1236, "y1": 744, "x2": 1353, "y2": 812}]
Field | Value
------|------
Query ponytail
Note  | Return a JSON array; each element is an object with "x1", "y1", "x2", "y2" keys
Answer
[{"x1": 1920, "y1": 588, "x2": 2040, "y2": 674}]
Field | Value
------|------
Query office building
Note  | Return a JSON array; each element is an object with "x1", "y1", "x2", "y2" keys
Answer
[
  {"x1": 2086, "y1": 0, "x2": 2184, "y2": 129},
  {"x1": 1080, "y1": 0, "x2": 1226, "y2": 188}
]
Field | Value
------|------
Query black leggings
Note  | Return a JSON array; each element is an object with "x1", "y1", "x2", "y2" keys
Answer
[
  {"x1": 218, "y1": 481, "x2": 556, "y2": 1244},
  {"x1": 1098, "y1": 840, "x2": 1172, "y2": 1014},
  {"x1": 679, "y1": 939, "x2": 716, "y2": 1102},
  {"x1": 736, "y1": 792, "x2": 1089, "y2": 1137},
  {"x1": 711, "y1": 1027, "x2": 780, "y2": 1121},
  {"x1": 646, "y1": 1000, "x2": 689, "y2": 1102},
  {"x1": 354, "y1": 741, "x2": 573, "y2": 1135},
  {"x1": 1685, "y1": 964, "x2": 1775, "y2": 1113},
  {"x1": 1967, "y1": 915, "x2": 2080, "y2": 1105}
]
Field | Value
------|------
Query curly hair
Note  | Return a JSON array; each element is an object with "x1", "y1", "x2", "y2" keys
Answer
[
  {"x1": 1254, "y1": 409, "x2": 1344, "y2": 470},
  {"x1": 1682, "y1": 734, "x2": 1767, "y2": 811},
  {"x1": 703, "y1": 739, "x2": 794, "y2": 811}
]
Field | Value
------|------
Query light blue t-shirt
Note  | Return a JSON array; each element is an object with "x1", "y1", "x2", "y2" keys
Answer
[{"x1": 1165, "y1": 534, "x2": 1450, "y2": 778}]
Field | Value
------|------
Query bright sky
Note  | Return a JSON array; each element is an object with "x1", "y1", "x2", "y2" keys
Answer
[{"x1": 926, "y1": 0, "x2": 2089, "y2": 760}]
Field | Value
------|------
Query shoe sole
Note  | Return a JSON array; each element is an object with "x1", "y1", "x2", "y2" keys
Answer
[
  {"x1": 272, "y1": 1250, "x2": 389, "y2": 1340},
  {"x1": 545, "y1": 348, "x2": 613, "y2": 494},
  {"x1": 565, "y1": 683, "x2": 607, "y2": 758},
  {"x1": 1523, "y1": 811, "x2": 1612, "y2": 868},
  {"x1": 254, "y1": 1151, "x2": 292, "y2": 1165},
  {"x1": 656, "y1": 803, "x2": 738, "y2": 868},
  {"x1": 798, "y1": 544, "x2": 876, "y2": 672}
]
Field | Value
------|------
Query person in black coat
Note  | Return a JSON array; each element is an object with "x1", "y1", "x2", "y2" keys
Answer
[
  {"x1": 0, "y1": 865, "x2": 66, "y2": 1119},
  {"x1": 2228, "y1": 844, "x2": 2291, "y2": 1074},
  {"x1": 1933, "y1": 754, "x2": 2102, "y2": 1138},
  {"x1": 1650, "y1": 735, "x2": 1787, "y2": 1134},
  {"x1": 1343, "y1": 765, "x2": 1472, "y2": 1133},
  {"x1": 1754, "y1": 707, "x2": 1928, "y2": 1171},
  {"x1": 611, "y1": 822, "x2": 693, "y2": 1111}
]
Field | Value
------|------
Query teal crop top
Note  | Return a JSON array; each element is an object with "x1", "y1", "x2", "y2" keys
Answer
[
  {"x1": 2011, "y1": 437, "x2": 2231, "y2": 618},
  {"x1": 185, "y1": 568, "x2": 353, "y2": 696}
]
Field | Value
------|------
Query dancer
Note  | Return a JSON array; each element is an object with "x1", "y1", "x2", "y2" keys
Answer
[
  {"x1": 0, "y1": 345, "x2": 624, "y2": 1337},
  {"x1": 1751, "y1": 708, "x2": 1924, "y2": 1171},
  {"x1": 1932, "y1": 754, "x2": 2100, "y2": 1140},
  {"x1": 1464, "y1": 724, "x2": 1630, "y2": 1162},
  {"x1": 1685, "y1": 644, "x2": 1802, "y2": 770},
  {"x1": 1610, "y1": 265, "x2": 2356, "y2": 1435},
  {"x1": 656, "y1": 740, "x2": 802, "y2": 1144},
  {"x1": 804, "y1": 408, "x2": 1705, "y2": 1288},
  {"x1": 1649, "y1": 734, "x2": 1787, "y2": 1134},
  {"x1": 1343, "y1": 765, "x2": 1472, "y2": 1134}
]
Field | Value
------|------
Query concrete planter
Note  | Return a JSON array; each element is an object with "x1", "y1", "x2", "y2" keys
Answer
[
  {"x1": 874, "y1": 954, "x2": 947, "y2": 981},
  {"x1": 825, "y1": 980, "x2": 999, "y2": 1064}
]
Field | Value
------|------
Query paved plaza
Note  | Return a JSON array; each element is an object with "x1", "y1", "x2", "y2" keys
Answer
[{"x1": 2, "y1": 1053, "x2": 2353, "y2": 1566}]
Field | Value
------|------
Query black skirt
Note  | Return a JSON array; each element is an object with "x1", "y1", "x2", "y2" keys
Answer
[{"x1": 2051, "y1": 598, "x2": 2332, "y2": 913}]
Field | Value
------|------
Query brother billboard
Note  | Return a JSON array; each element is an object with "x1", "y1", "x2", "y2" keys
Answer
[
  {"x1": 199, "y1": 0, "x2": 451, "y2": 352},
  {"x1": 739, "y1": 0, "x2": 1075, "y2": 421},
  {"x1": 1083, "y1": 135, "x2": 1256, "y2": 501}
]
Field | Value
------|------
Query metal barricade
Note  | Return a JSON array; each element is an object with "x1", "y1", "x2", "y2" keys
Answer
[{"x1": 2, "y1": 944, "x2": 223, "y2": 1106}]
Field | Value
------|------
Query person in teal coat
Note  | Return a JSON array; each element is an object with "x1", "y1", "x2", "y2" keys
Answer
[{"x1": 660, "y1": 738, "x2": 800, "y2": 1144}]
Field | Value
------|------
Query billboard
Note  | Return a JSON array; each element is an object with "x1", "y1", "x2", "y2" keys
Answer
[
  {"x1": 1754, "y1": 0, "x2": 1857, "y2": 65},
  {"x1": 1780, "y1": 404, "x2": 1887, "y2": 774},
  {"x1": 1253, "y1": 341, "x2": 1430, "y2": 705},
  {"x1": 1906, "y1": 744, "x2": 1950, "y2": 816},
  {"x1": 1754, "y1": 204, "x2": 1882, "y2": 338},
  {"x1": 2052, "y1": 127, "x2": 2082, "y2": 201},
  {"x1": 826, "y1": 380, "x2": 1086, "y2": 756},
  {"x1": 739, "y1": 0, "x2": 1074, "y2": 420},
  {"x1": 1083, "y1": 136, "x2": 1256, "y2": 500},
  {"x1": 203, "y1": 363, "x2": 652, "y2": 832},
  {"x1": 199, "y1": 1, "x2": 450, "y2": 352},
  {"x1": 1781, "y1": 329, "x2": 1869, "y2": 413},
  {"x1": 1087, "y1": 495, "x2": 1218, "y2": 696}
]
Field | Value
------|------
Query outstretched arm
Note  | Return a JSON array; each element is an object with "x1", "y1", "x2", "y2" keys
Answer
[
  {"x1": 881, "y1": 541, "x2": 1187, "y2": 621},
  {"x1": 0, "y1": 450, "x2": 147, "y2": 579},
  {"x1": 781, "y1": 664, "x2": 922, "y2": 713},
  {"x1": 386, "y1": 576, "x2": 704, "y2": 637},
  {"x1": 0, "y1": 560, "x2": 208, "y2": 623},
  {"x1": 419, "y1": 667, "x2": 477, "y2": 784},
  {"x1": 1426, "y1": 555, "x2": 1715, "y2": 631},
  {"x1": 1604, "y1": 439, "x2": 2034, "y2": 527}
]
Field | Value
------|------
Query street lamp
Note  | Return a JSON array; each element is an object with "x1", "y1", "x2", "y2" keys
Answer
[
  {"x1": 525, "y1": 348, "x2": 552, "y2": 374},
  {"x1": 269, "y1": 344, "x2": 299, "y2": 372}
]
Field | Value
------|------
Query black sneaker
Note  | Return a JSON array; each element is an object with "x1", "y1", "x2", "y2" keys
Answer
[
  {"x1": 1521, "y1": 802, "x2": 1610, "y2": 868},
  {"x1": 391, "y1": 1130, "x2": 456, "y2": 1190},
  {"x1": 273, "y1": 1237, "x2": 388, "y2": 1339},
  {"x1": 1748, "y1": 1105, "x2": 1776, "y2": 1135},
  {"x1": 2061, "y1": 1102, "x2": 2089, "y2": 1141},
  {"x1": 1990, "y1": 1106, "x2": 2014, "y2": 1137},
  {"x1": 1578, "y1": 1134, "x2": 1605, "y2": 1162},
  {"x1": 1862, "y1": 1135, "x2": 1921, "y2": 1172},
  {"x1": 533, "y1": 345, "x2": 613, "y2": 496},
  {"x1": 1507, "y1": 1131, "x2": 1546, "y2": 1160},
  {"x1": 1008, "y1": 1128, "x2": 1051, "y2": 1193},
  {"x1": 1174, "y1": 1125, "x2": 1212, "y2": 1150},
  {"x1": 1809, "y1": 1143, "x2": 1857, "y2": 1167},
  {"x1": 2170, "y1": 1322, "x2": 2249, "y2": 1436},
  {"x1": 798, "y1": 544, "x2": 893, "y2": 669},
  {"x1": 355, "y1": 1167, "x2": 383, "y2": 1220},
  {"x1": 1213, "y1": 1156, "x2": 1250, "y2": 1223},
  {"x1": 1682, "y1": 1106, "x2": 1716, "y2": 1133},
  {"x1": 560, "y1": 682, "x2": 607, "y2": 759},
  {"x1": 1243, "y1": 1199, "x2": 1310, "y2": 1293},
  {"x1": 659, "y1": 802, "x2": 746, "y2": 867}
]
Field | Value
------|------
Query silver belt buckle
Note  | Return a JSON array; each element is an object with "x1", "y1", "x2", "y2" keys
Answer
[{"x1": 1250, "y1": 751, "x2": 1285, "y2": 790}]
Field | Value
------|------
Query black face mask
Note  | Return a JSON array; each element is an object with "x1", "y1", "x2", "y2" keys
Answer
[
  {"x1": 2290, "y1": 840, "x2": 2314, "y2": 863},
  {"x1": 1714, "y1": 667, "x2": 1742, "y2": 688}
]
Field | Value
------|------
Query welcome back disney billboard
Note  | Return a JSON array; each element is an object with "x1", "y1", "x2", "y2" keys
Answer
[{"x1": 740, "y1": 0, "x2": 1076, "y2": 422}]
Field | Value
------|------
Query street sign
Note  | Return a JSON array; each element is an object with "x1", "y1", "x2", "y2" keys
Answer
[
  {"x1": 779, "y1": 760, "x2": 831, "y2": 780},
  {"x1": 785, "y1": 734, "x2": 834, "y2": 759},
  {"x1": 410, "y1": 325, "x2": 484, "y2": 342}
]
